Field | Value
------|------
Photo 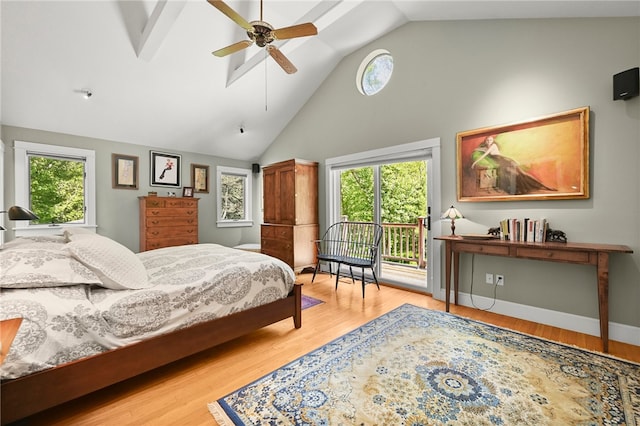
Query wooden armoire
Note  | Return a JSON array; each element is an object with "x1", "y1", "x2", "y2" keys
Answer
[{"x1": 261, "y1": 159, "x2": 318, "y2": 272}]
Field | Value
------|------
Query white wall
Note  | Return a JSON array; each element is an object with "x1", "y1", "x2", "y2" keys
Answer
[{"x1": 260, "y1": 18, "x2": 640, "y2": 334}]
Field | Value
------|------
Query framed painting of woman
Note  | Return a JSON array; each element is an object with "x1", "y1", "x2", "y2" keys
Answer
[{"x1": 456, "y1": 106, "x2": 589, "y2": 202}]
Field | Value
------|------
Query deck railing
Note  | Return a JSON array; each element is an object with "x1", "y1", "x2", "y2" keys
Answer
[{"x1": 380, "y1": 217, "x2": 427, "y2": 269}]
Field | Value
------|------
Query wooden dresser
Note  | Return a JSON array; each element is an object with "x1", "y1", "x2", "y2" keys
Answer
[
  {"x1": 261, "y1": 159, "x2": 318, "y2": 272},
  {"x1": 139, "y1": 196, "x2": 199, "y2": 252}
]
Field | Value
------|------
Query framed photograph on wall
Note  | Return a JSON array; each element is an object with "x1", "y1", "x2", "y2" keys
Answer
[
  {"x1": 191, "y1": 163, "x2": 209, "y2": 193},
  {"x1": 150, "y1": 151, "x2": 181, "y2": 187},
  {"x1": 456, "y1": 106, "x2": 589, "y2": 202},
  {"x1": 112, "y1": 153, "x2": 139, "y2": 189},
  {"x1": 183, "y1": 186, "x2": 194, "y2": 197}
]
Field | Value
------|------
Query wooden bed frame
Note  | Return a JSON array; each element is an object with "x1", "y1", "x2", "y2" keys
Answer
[{"x1": 1, "y1": 283, "x2": 302, "y2": 425}]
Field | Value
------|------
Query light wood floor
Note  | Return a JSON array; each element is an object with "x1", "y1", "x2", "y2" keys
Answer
[{"x1": 16, "y1": 272, "x2": 640, "y2": 426}]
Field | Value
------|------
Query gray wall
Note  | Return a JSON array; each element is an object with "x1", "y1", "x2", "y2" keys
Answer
[
  {"x1": 259, "y1": 18, "x2": 640, "y2": 328},
  {"x1": 1, "y1": 126, "x2": 261, "y2": 250}
]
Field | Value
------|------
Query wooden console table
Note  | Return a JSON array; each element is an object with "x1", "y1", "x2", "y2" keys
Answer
[{"x1": 435, "y1": 236, "x2": 633, "y2": 352}]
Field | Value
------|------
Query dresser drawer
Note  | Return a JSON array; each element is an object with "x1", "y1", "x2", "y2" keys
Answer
[
  {"x1": 146, "y1": 216, "x2": 198, "y2": 227},
  {"x1": 516, "y1": 247, "x2": 591, "y2": 263},
  {"x1": 261, "y1": 246, "x2": 294, "y2": 266},
  {"x1": 144, "y1": 198, "x2": 166, "y2": 208},
  {"x1": 146, "y1": 226, "x2": 197, "y2": 239},
  {"x1": 146, "y1": 207, "x2": 198, "y2": 218},
  {"x1": 261, "y1": 238, "x2": 293, "y2": 252},
  {"x1": 165, "y1": 199, "x2": 198, "y2": 208},
  {"x1": 261, "y1": 225, "x2": 293, "y2": 241},
  {"x1": 145, "y1": 237, "x2": 198, "y2": 251}
]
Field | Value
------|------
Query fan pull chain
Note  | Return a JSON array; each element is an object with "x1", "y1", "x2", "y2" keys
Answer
[{"x1": 264, "y1": 49, "x2": 268, "y2": 112}]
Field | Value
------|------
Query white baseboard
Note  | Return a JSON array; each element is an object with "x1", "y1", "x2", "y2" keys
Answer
[{"x1": 439, "y1": 291, "x2": 640, "y2": 347}]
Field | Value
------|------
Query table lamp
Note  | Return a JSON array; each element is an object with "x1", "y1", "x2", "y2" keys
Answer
[{"x1": 441, "y1": 205, "x2": 463, "y2": 236}]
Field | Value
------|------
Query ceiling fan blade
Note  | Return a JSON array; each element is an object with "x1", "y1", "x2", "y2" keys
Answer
[
  {"x1": 267, "y1": 45, "x2": 297, "y2": 74},
  {"x1": 207, "y1": 0, "x2": 253, "y2": 31},
  {"x1": 212, "y1": 40, "x2": 253, "y2": 57},
  {"x1": 272, "y1": 22, "x2": 318, "y2": 40}
]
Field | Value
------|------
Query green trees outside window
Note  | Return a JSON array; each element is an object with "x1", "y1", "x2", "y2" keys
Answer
[
  {"x1": 340, "y1": 161, "x2": 426, "y2": 224},
  {"x1": 29, "y1": 156, "x2": 85, "y2": 224}
]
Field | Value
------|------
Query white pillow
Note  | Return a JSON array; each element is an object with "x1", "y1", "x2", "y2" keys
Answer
[
  {"x1": 66, "y1": 235, "x2": 151, "y2": 290},
  {"x1": 0, "y1": 242, "x2": 102, "y2": 288},
  {"x1": 63, "y1": 227, "x2": 97, "y2": 242}
]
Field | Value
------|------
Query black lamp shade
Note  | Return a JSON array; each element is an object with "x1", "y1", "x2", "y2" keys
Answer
[{"x1": 7, "y1": 206, "x2": 39, "y2": 221}]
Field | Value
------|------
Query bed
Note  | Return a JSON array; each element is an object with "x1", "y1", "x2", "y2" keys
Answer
[{"x1": 0, "y1": 232, "x2": 301, "y2": 424}]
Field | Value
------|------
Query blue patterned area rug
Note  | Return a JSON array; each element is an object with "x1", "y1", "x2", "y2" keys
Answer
[
  {"x1": 300, "y1": 295, "x2": 323, "y2": 310},
  {"x1": 209, "y1": 304, "x2": 639, "y2": 425}
]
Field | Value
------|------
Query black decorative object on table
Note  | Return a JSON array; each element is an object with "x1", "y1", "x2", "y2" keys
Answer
[
  {"x1": 487, "y1": 227, "x2": 500, "y2": 237},
  {"x1": 546, "y1": 228, "x2": 567, "y2": 243}
]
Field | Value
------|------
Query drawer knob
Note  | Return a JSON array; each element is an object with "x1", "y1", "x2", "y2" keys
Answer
[{"x1": 547, "y1": 252, "x2": 554, "y2": 258}]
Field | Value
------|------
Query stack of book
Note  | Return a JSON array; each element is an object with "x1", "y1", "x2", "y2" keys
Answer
[{"x1": 498, "y1": 218, "x2": 548, "y2": 242}]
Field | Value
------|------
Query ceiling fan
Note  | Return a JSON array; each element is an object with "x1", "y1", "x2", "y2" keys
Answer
[{"x1": 208, "y1": 0, "x2": 318, "y2": 74}]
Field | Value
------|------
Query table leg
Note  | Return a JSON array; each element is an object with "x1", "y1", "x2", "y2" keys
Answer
[
  {"x1": 597, "y1": 252, "x2": 609, "y2": 353},
  {"x1": 444, "y1": 241, "x2": 452, "y2": 312},
  {"x1": 453, "y1": 251, "x2": 460, "y2": 306}
]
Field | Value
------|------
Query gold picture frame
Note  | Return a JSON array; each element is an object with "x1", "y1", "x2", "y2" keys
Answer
[
  {"x1": 191, "y1": 163, "x2": 209, "y2": 193},
  {"x1": 456, "y1": 106, "x2": 589, "y2": 202},
  {"x1": 112, "y1": 154, "x2": 139, "y2": 189}
]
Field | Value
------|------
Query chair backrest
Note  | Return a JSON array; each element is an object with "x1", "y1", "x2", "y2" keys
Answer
[{"x1": 319, "y1": 222, "x2": 383, "y2": 261}]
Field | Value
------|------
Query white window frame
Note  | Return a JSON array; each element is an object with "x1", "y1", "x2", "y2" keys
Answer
[
  {"x1": 14, "y1": 141, "x2": 96, "y2": 236},
  {"x1": 325, "y1": 138, "x2": 442, "y2": 295},
  {"x1": 216, "y1": 165, "x2": 253, "y2": 228}
]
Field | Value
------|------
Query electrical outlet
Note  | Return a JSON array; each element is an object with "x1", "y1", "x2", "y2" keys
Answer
[
  {"x1": 485, "y1": 273, "x2": 494, "y2": 284},
  {"x1": 496, "y1": 274, "x2": 505, "y2": 286}
]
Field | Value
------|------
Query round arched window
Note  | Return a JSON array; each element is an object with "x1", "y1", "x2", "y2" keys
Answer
[{"x1": 356, "y1": 49, "x2": 394, "y2": 96}]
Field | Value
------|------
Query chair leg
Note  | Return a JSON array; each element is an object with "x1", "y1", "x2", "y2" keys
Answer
[
  {"x1": 371, "y1": 267, "x2": 380, "y2": 290},
  {"x1": 312, "y1": 261, "x2": 320, "y2": 282},
  {"x1": 335, "y1": 263, "x2": 342, "y2": 291},
  {"x1": 361, "y1": 267, "x2": 366, "y2": 298},
  {"x1": 349, "y1": 266, "x2": 355, "y2": 283}
]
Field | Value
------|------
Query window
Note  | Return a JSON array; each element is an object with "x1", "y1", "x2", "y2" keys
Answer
[
  {"x1": 216, "y1": 166, "x2": 252, "y2": 227},
  {"x1": 356, "y1": 49, "x2": 394, "y2": 96},
  {"x1": 14, "y1": 141, "x2": 96, "y2": 236}
]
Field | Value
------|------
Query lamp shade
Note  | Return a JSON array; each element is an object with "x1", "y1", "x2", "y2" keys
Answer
[
  {"x1": 441, "y1": 205, "x2": 464, "y2": 220},
  {"x1": 4, "y1": 206, "x2": 39, "y2": 221}
]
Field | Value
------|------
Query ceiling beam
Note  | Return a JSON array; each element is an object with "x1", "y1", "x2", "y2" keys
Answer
[{"x1": 137, "y1": 0, "x2": 187, "y2": 61}]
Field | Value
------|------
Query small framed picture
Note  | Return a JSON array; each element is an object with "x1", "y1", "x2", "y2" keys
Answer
[
  {"x1": 112, "y1": 154, "x2": 139, "y2": 189},
  {"x1": 183, "y1": 186, "x2": 194, "y2": 197},
  {"x1": 150, "y1": 151, "x2": 181, "y2": 187},
  {"x1": 191, "y1": 163, "x2": 210, "y2": 193}
]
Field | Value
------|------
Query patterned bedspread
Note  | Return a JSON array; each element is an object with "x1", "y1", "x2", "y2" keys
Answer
[{"x1": 0, "y1": 243, "x2": 295, "y2": 380}]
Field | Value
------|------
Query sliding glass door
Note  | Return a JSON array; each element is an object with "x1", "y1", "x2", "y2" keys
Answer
[{"x1": 326, "y1": 138, "x2": 441, "y2": 292}]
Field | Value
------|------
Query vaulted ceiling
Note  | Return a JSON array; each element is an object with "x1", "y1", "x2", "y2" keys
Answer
[{"x1": 2, "y1": 1, "x2": 638, "y2": 161}]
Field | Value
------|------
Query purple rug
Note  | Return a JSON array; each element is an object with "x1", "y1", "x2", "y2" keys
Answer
[{"x1": 301, "y1": 295, "x2": 324, "y2": 310}]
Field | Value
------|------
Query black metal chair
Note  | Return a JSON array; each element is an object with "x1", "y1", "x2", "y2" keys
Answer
[{"x1": 312, "y1": 221, "x2": 383, "y2": 297}]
